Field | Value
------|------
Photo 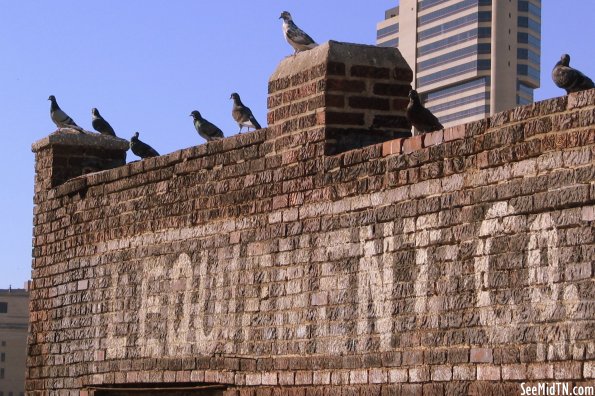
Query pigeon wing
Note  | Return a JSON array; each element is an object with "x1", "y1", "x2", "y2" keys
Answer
[
  {"x1": 242, "y1": 105, "x2": 261, "y2": 129},
  {"x1": 248, "y1": 114, "x2": 262, "y2": 130},
  {"x1": 202, "y1": 120, "x2": 224, "y2": 140},
  {"x1": 407, "y1": 103, "x2": 443, "y2": 133},
  {"x1": 553, "y1": 65, "x2": 595, "y2": 93},
  {"x1": 286, "y1": 23, "x2": 316, "y2": 46},
  {"x1": 52, "y1": 108, "x2": 79, "y2": 127},
  {"x1": 92, "y1": 117, "x2": 116, "y2": 136},
  {"x1": 138, "y1": 141, "x2": 159, "y2": 158}
]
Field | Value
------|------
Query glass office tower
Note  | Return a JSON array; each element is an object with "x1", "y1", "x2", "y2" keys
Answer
[{"x1": 377, "y1": 0, "x2": 541, "y2": 127}]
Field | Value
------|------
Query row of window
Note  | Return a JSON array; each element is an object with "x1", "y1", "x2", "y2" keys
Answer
[
  {"x1": 436, "y1": 104, "x2": 490, "y2": 124},
  {"x1": 519, "y1": 0, "x2": 541, "y2": 18},
  {"x1": 418, "y1": 0, "x2": 491, "y2": 26},
  {"x1": 518, "y1": 32, "x2": 540, "y2": 50},
  {"x1": 417, "y1": 11, "x2": 491, "y2": 41},
  {"x1": 0, "y1": 392, "x2": 25, "y2": 396},
  {"x1": 377, "y1": 23, "x2": 399, "y2": 40},
  {"x1": 378, "y1": 37, "x2": 399, "y2": 48},
  {"x1": 517, "y1": 64, "x2": 540, "y2": 81},
  {"x1": 418, "y1": 43, "x2": 491, "y2": 72},
  {"x1": 418, "y1": 27, "x2": 491, "y2": 57},
  {"x1": 418, "y1": 0, "x2": 451, "y2": 12},
  {"x1": 517, "y1": 81, "x2": 535, "y2": 96},
  {"x1": 518, "y1": 16, "x2": 541, "y2": 33},
  {"x1": 418, "y1": 59, "x2": 491, "y2": 87},
  {"x1": 517, "y1": 95, "x2": 533, "y2": 105},
  {"x1": 422, "y1": 77, "x2": 490, "y2": 102},
  {"x1": 517, "y1": 48, "x2": 540, "y2": 66},
  {"x1": 427, "y1": 91, "x2": 489, "y2": 114}
]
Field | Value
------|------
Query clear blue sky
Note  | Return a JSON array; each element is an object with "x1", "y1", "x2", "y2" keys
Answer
[{"x1": 0, "y1": 1, "x2": 593, "y2": 289}]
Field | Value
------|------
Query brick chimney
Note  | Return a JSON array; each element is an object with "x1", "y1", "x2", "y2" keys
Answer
[
  {"x1": 31, "y1": 130, "x2": 129, "y2": 192},
  {"x1": 268, "y1": 41, "x2": 413, "y2": 154}
]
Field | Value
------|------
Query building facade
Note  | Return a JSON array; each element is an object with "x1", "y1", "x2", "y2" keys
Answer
[
  {"x1": 0, "y1": 288, "x2": 29, "y2": 396},
  {"x1": 377, "y1": 0, "x2": 541, "y2": 127}
]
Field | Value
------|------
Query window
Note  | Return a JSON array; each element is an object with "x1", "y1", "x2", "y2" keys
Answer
[
  {"x1": 417, "y1": 12, "x2": 491, "y2": 41},
  {"x1": 427, "y1": 92, "x2": 489, "y2": 114},
  {"x1": 519, "y1": 1, "x2": 541, "y2": 18},
  {"x1": 517, "y1": 48, "x2": 540, "y2": 65},
  {"x1": 417, "y1": 60, "x2": 491, "y2": 87},
  {"x1": 518, "y1": 16, "x2": 541, "y2": 32},
  {"x1": 377, "y1": 23, "x2": 399, "y2": 40},
  {"x1": 0, "y1": 367, "x2": 4, "y2": 378},
  {"x1": 517, "y1": 82, "x2": 535, "y2": 96},
  {"x1": 517, "y1": 32, "x2": 540, "y2": 50},
  {"x1": 378, "y1": 37, "x2": 398, "y2": 48},
  {"x1": 417, "y1": 44, "x2": 491, "y2": 72},
  {"x1": 1, "y1": 352, "x2": 4, "y2": 361},
  {"x1": 1, "y1": 341, "x2": 6, "y2": 346},
  {"x1": 418, "y1": 29, "x2": 476, "y2": 56},
  {"x1": 418, "y1": 0, "x2": 451, "y2": 11},
  {"x1": 437, "y1": 105, "x2": 490, "y2": 124},
  {"x1": 423, "y1": 77, "x2": 490, "y2": 102},
  {"x1": 517, "y1": 64, "x2": 540, "y2": 80},
  {"x1": 0, "y1": 302, "x2": 7, "y2": 314},
  {"x1": 418, "y1": 0, "x2": 477, "y2": 25}
]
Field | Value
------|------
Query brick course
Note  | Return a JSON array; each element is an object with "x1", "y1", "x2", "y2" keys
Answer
[{"x1": 28, "y1": 42, "x2": 595, "y2": 395}]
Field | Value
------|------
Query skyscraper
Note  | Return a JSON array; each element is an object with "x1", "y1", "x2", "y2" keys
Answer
[
  {"x1": 0, "y1": 288, "x2": 29, "y2": 396},
  {"x1": 377, "y1": 0, "x2": 541, "y2": 127}
]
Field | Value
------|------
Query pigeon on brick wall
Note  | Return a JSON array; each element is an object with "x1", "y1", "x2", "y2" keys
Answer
[
  {"x1": 48, "y1": 95, "x2": 83, "y2": 132},
  {"x1": 230, "y1": 93, "x2": 262, "y2": 133},
  {"x1": 190, "y1": 110, "x2": 224, "y2": 142},
  {"x1": 552, "y1": 54, "x2": 594, "y2": 94},
  {"x1": 91, "y1": 108, "x2": 116, "y2": 136},
  {"x1": 279, "y1": 11, "x2": 318, "y2": 55},
  {"x1": 406, "y1": 90, "x2": 444, "y2": 133},
  {"x1": 130, "y1": 132, "x2": 159, "y2": 159}
]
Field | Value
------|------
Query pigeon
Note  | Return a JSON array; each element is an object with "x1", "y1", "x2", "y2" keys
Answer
[
  {"x1": 279, "y1": 11, "x2": 318, "y2": 54},
  {"x1": 91, "y1": 108, "x2": 116, "y2": 136},
  {"x1": 48, "y1": 95, "x2": 83, "y2": 131},
  {"x1": 190, "y1": 110, "x2": 224, "y2": 142},
  {"x1": 230, "y1": 93, "x2": 262, "y2": 133},
  {"x1": 130, "y1": 132, "x2": 159, "y2": 159},
  {"x1": 406, "y1": 90, "x2": 444, "y2": 133},
  {"x1": 552, "y1": 54, "x2": 594, "y2": 94}
]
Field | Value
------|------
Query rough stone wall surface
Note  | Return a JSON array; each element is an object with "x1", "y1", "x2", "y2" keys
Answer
[{"x1": 28, "y1": 42, "x2": 594, "y2": 396}]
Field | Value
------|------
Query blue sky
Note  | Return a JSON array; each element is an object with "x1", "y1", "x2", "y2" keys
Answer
[{"x1": 0, "y1": 1, "x2": 593, "y2": 289}]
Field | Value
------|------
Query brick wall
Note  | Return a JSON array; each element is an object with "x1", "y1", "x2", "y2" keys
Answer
[{"x1": 29, "y1": 42, "x2": 594, "y2": 395}]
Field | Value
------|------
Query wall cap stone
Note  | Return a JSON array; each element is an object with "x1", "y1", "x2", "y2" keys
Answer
[
  {"x1": 31, "y1": 129, "x2": 130, "y2": 153},
  {"x1": 269, "y1": 40, "x2": 411, "y2": 82}
]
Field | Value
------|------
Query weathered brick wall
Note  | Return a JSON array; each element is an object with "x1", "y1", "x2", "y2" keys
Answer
[{"x1": 29, "y1": 42, "x2": 594, "y2": 396}]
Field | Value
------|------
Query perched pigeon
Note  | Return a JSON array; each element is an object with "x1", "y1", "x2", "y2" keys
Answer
[
  {"x1": 406, "y1": 90, "x2": 444, "y2": 133},
  {"x1": 230, "y1": 93, "x2": 262, "y2": 133},
  {"x1": 279, "y1": 11, "x2": 318, "y2": 54},
  {"x1": 48, "y1": 95, "x2": 82, "y2": 131},
  {"x1": 91, "y1": 108, "x2": 116, "y2": 136},
  {"x1": 552, "y1": 54, "x2": 594, "y2": 94},
  {"x1": 190, "y1": 110, "x2": 224, "y2": 142},
  {"x1": 130, "y1": 132, "x2": 159, "y2": 159}
]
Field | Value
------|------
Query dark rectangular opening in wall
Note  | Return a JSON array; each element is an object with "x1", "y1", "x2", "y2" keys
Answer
[{"x1": 90, "y1": 384, "x2": 226, "y2": 396}]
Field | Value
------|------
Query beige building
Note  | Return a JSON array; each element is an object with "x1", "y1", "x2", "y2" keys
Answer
[
  {"x1": 0, "y1": 288, "x2": 29, "y2": 396},
  {"x1": 377, "y1": 0, "x2": 541, "y2": 127}
]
